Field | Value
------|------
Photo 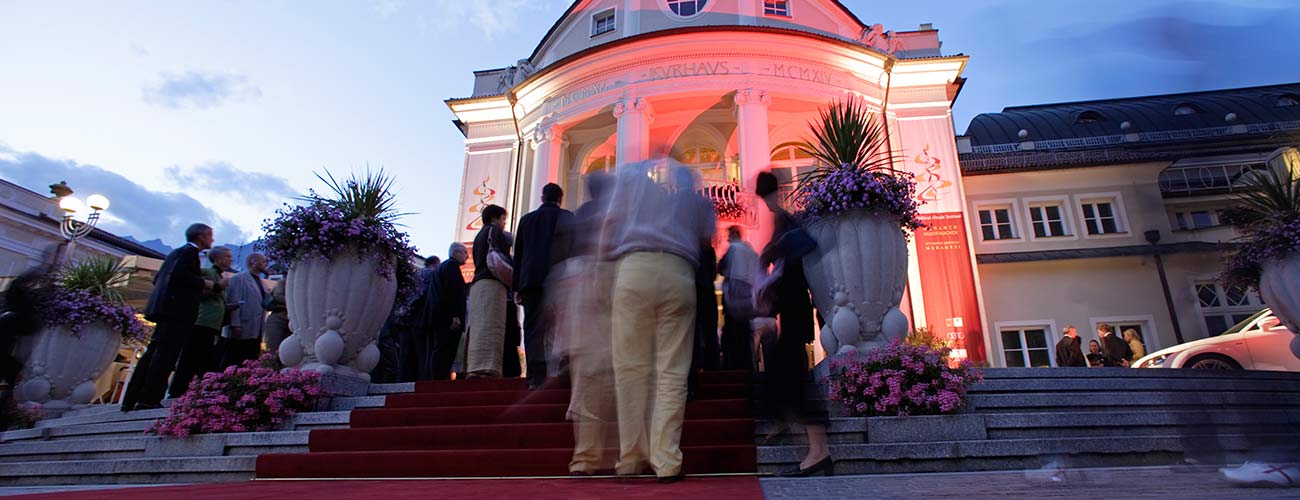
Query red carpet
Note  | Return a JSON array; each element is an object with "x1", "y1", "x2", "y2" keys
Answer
[
  {"x1": 256, "y1": 370, "x2": 758, "y2": 479},
  {"x1": 9, "y1": 477, "x2": 765, "y2": 500}
]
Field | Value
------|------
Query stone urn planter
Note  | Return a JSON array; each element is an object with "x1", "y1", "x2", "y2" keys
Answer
[
  {"x1": 14, "y1": 323, "x2": 122, "y2": 416},
  {"x1": 278, "y1": 251, "x2": 396, "y2": 381},
  {"x1": 1258, "y1": 254, "x2": 1300, "y2": 357},
  {"x1": 803, "y1": 211, "x2": 910, "y2": 357}
]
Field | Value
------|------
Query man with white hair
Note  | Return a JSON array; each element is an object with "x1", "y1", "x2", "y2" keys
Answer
[
  {"x1": 222, "y1": 252, "x2": 269, "y2": 368},
  {"x1": 604, "y1": 160, "x2": 716, "y2": 483},
  {"x1": 430, "y1": 242, "x2": 469, "y2": 380}
]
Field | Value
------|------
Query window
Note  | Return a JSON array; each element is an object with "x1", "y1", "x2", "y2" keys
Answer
[
  {"x1": 1194, "y1": 281, "x2": 1263, "y2": 336},
  {"x1": 1276, "y1": 94, "x2": 1299, "y2": 108},
  {"x1": 1174, "y1": 103, "x2": 1201, "y2": 116},
  {"x1": 1028, "y1": 204, "x2": 1068, "y2": 238},
  {"x1": 769, "y1": 142, "x2": 813, "y2": 161},
  {"x1": 1080, "y1": 200, "x2": 1121, "y2": 235},
  {"x1": 763, "y1": 0, "x2": 791, "y2": 16},
  {"x1": 584, "y1": 154, "x2": 615, "y2": 174},
  {"x1": 1000, "y1": 327, "x2": 1053, "y2": 368},
  {"x1": 666, "y1": 0, "x2": 708, "y2": 17},
  {"x1": 1075, "y1": 110, "x2": 1105, "y2": 124},
  {"x1": 978, "y1": 207, "x2": 1016, "y2": 241},
  {"x1": 591, "y1": 9, "x2": 616, "y2": 37},
  {"x1": 1174, "y1": 210, "x2": 1216, "y2": 230},
  {"x1": 769, "y1": 142, "x2": 815, "y2": 202}
]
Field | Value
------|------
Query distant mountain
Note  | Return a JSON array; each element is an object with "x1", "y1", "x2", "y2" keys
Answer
[
  {"x1": 123, "y1": 236, "x2": 262, "y2": 270},
  {"x1": 122, "y1": 236, "x2": 173, "y2": 256}
]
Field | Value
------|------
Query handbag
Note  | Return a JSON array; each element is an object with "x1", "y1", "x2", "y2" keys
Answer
[{"x1": 486, "y1": 227, "x2": 514, "y2": 284}]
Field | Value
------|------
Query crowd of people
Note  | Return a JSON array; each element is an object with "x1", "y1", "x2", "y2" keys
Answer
[{"x1": 1054, "y1": 323, "x2": 1148, "y2": 368}]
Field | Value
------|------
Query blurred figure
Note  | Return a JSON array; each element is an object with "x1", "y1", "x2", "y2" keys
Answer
[
  {"x1": 553, "y1": 172, "x2": 617, "y2": 475},
  {"x1": 1086, "y1": 339, "x2": 1105, "y2": 367},
  {"x1": 604, "y1": 160, "x2": 715, "y2": 482},
  {"x1": 123, "y1": 223, "x2": 215, "y2": 412},
  {"x1": 513, "y1": 183, "x2": 572, "y2": 389},
  {"x1": 466, "y1": 204, "x2": 510, "y2": 378},
  {"x1": 0, "y1": 270, "x2": 47, "y2": 430},
  {"x1": 1124, "y1": 329, "x2": 1146, "y2": 363},
  {"x1": 500, "y1": 231, "x2": 522, "y2": 378},
  {"x1": 718, "y1": 225, "x2": 759, "y2": 371},
  {"x1": 1054, "y1": 325, "x2": 1085, "y2": 367},
  {"x1": 425, "y1": 255, "x2": 441, "y2": 270},
  {"x1": 755, "y1": 171, "x2": 832, "y2": 477},
  {"x1": 167, "y1": 240, "x2": 230, "y2": 400},
  {"x1": 222, "y1": 253, "x2": 269, "y2": 368},
  {"x1": 430, "y1": 243, "x2": 469, "y2": 380},
  {"x1": 263, "y1": 279, "x2": 290, "y2": 361},
  {"x1": 399, "y1": 257, "x2": 442, "y2": 382},
  {"x1": 1099, "y1": 323, "x2": 1132, "y2": 367}
]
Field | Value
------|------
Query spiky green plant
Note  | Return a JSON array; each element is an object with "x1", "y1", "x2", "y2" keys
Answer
[
  {"x1": 798, "y1": 97, "x2": 900, "y2": 169},
  {"x1": 304, "y1": 168, "x2": 407, "y2": 224},
  {"x1": 58, "y1": 255, "x2": 129, "y2": 304},
  {"x1": 1227, "y1": 160, "x2": 1300, "y2": 226}
]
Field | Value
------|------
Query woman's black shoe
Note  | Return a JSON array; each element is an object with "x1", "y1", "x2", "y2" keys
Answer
[{"x1": 778, "y1": 456, "x2": 834, "y2": 477}]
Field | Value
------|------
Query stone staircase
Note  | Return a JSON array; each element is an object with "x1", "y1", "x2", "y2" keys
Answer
[
  {"x1": 0, "y1": 384, "x2": 406, "y2": 486},
  {"x1": 756, "y1": 367, "x2": 1300, "y2": 475}
]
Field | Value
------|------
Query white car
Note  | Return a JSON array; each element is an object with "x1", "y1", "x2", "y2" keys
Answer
[{"x1": 1134, "y1": 309, "x2": 1300, "y2": 372}]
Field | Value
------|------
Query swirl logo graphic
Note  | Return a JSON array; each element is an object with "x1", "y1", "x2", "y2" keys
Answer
[
  {"x1": 465, "y1": 176, "x2": 496, "y2": 231},
  {"x1": 914, "y1": 144, "x2": 952, "y2": 202}
]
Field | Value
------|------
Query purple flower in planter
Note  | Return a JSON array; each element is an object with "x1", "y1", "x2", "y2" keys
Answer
[{"x1": 826, "y1": 338, "x2": 983, "y2": 418}]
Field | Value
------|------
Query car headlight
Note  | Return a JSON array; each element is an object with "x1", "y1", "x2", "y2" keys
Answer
[{"x1": 1140, "y1": 354, "x2": 1170, "y2": 368}]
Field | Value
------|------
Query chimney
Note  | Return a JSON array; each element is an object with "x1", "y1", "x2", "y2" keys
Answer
[{"x1": 919, "y1": 23, "x2": 934, "y2": 31}]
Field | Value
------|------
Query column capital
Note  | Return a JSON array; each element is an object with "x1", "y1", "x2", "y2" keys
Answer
[
  {"x1": 734, "y1": 89, "x2": 771, "y2": 108},
  {"x1": 530, "y1": 125, "x2": 559, "y2": 149},
  {"x1": 613, "y1": 97, "x2": 655, "y2": 123}
]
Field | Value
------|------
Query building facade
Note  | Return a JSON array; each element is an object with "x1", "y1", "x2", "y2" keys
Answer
[
  {"x1": 959, "y1": 83, "x2": 1300, "y2": 367},
  {"x1": 446, "y1": 0, "x2": 991, "y2": 363}
]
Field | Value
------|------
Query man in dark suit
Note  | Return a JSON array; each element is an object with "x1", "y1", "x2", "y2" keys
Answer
[
  {"x1": 512, "y1": 183, "x2": 573, "y2": 389},
  {"x1": 121, "y1": 223, "x2": 215, "y2": 411},
  {"x1": 1098, "y1": 323, "x2": 1132, "y2": 367},
  {"x1": 1054, "y1": 325, "x2": 1086, "y2": 367},
  {"x1": 430, "y1": 242, "x2": 469, "y2": 380}
]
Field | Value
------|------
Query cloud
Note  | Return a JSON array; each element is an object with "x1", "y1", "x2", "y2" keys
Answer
[
  {"x1": 371, "y1": 0, "x2": 405, "y2": 18},
  {"x1": 423, "y1": 0, "x2": 556, "y2": 39},
  {"x1": 129, "y1": 43, "x2": 150, "y2": 57},
  {"x1": 164, "y1": 161, "x2": 297, "y2": 205},
  {"x1": 142, "y1": 71, "x2": 262, "y2": 109},
  {"x1": 0, "y1": 145, "x2": 247, "y2": 246}
]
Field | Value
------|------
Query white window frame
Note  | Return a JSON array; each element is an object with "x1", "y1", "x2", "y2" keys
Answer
[
  {"x1": 1172, "y1": 208, "x2": 1221, "y2": 231},
  {"x1": 664, "y1": 0, "x2": 712, "y2": 19},
  {"x1": 993, "y1": 320, "x2": 1058, "y2": 368},
  {"x1": 1088, "y1": 314, "x2": 1161, "y2": 353},
  {"x1": 1074, "y1": 192, "x2": 1129, "y2": 239},
  {"x1": 973, "y1": 199, "x2": 1022, "y2": 244},
  {"x1": 763, "y1": 0, "x2": 792, "y2": 17},
  {"x1": 591, "y1": 8, "x2": 616, "y2": 38},
  {"x1": 1023, "y1": 195, "x2": 1076, "y2": 241},
  {"x1": 1188, "y1": 277, "x2": 1264, "y2": 338}
]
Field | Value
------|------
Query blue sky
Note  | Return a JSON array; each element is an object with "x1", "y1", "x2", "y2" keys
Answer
[{"x1": 1, "y1": 0, "x2": 1295, "y2": 256}]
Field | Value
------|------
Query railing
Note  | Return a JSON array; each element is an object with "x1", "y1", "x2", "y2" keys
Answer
[
  {"x1": 699, "y1": 179, "x2": 757, "y2": 226},
  {"x1": 970, "y1": 120, "x2": 1300, "y2": 154},
  {"x1": 1158, "y1": 162, "x2": 1266, "y2": 197}
]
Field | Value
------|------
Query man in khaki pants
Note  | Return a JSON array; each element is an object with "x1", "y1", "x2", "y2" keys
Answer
[{"x1": 603, "y1": 161, "x2": 716, "y2": 482}]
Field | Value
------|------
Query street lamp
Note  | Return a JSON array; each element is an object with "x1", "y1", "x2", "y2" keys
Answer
[{"x1": 49, "y1": 181, "x2": 110, "y2": 261}]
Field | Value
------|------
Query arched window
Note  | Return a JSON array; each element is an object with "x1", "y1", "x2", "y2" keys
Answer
[
  {"x1": 666, "y1": 0, "x2": 709, "y2": 17},
  {"x1": 1276, "y1": 94, "x2": 1299, "y2": 108},
  {"x1": 1173, "y1": 103, "x2": 1201, "y2": 116},
  {"x1": 673, "y1": 145, "x2": 722, "y2": 164},
  {"x1": 585, "y1": 154, "x2": 615, "y2": 174},
  {"x1": 769, "y1": 142, "x2": 813, "y2": 161},
  {"x1": 1075, "y1": 110, "x2": 1105, "y2": 124},
  {"x1": 768, "y1": 142, "x2": 817, "y2": 201}
]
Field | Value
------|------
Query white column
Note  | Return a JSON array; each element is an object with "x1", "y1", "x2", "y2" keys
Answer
[
  {"x1": 614, "y1": 97, "x2": 654, "y2": 166},
  {"x1": 734, "y1": 89, "x2": 771, "y2": 187},
  {"x1": 529, "y1": 125, "x2": 563, "y2": 211}
]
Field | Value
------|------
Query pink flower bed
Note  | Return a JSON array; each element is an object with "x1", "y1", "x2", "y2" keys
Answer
[
  {"x1": 827, "y1": 339, "x2": 983, "y2": 417},
  {"x1": 149, "y1": 355, "x2": 321, "y2": 437}
]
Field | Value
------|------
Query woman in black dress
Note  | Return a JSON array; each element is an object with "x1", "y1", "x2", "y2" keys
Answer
[{"x1": 755, "y1": 171, "x2": 833, "y2": 476}]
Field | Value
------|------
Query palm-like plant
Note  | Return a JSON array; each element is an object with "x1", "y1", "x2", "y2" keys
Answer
[
  {"x1": 1227, "y1": 161, "x2": 1300, "y2": 226},
  {"x1": 793, "y1": 97, "x2": 902, "y2": 197},
  {"x1": 306, "y1": 168, "x2": 407, "y2": 224},
  {"x1": 58, "y1": 256, "x2": 129, "y2": 304}
]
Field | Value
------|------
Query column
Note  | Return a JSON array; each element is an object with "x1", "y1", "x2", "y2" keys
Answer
[
  {"x1": 734, "y1": 89, "x2": 771, "y2": 187},
  {"x1": 614, "y1": 97, "x2": 654, "y2": 166},
  {"x1": 529, "y1": 124, "x2": 564, "y2": 211}
]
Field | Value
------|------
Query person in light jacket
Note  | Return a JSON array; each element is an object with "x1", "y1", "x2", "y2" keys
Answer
[
  {"x1": 1124, "y1": 328, "x2": 1146, "y2": 364},
  {"x1": 222, "y1": 253, "x2": 269, "y2": 368}
]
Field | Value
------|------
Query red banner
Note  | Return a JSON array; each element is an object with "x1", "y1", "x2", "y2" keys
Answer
[{"x1": 913, "y1": 212, "x2": 986, "y2": 364}]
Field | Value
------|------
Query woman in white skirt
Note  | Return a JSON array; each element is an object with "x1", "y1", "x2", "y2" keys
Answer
[{"x1": 465, "y1": 204, "x2": 510, "y2": 379}]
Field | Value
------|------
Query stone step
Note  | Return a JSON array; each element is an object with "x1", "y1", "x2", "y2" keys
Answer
[
  {"x1": 758, "y1": 433, "x2": 1300, "y2": 475},
  {"x1": 0, "y1": 456, "x2": 256, "y2": 486},
  {"x1": 968, "y1": 391, "x2": 1300, "y2": 411},
  {"x1": 1, "y1": 411, "x2": 349, "y2": 443},
  {"x1": 366, "y1": 382, "x2": 416, "y2": 395},
  {"x1": 975, "y1": 367, "x2": 1300, "y2": 381},
  {"x1": 970, "y1": 378, "x2": 1300, "y2": 393},
  {"x1": 0, "y1": 431, "x2": 310, "y2": 463},
  {"x1": 35, "y1": 409, "x2": 170, "y2": 429}
]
